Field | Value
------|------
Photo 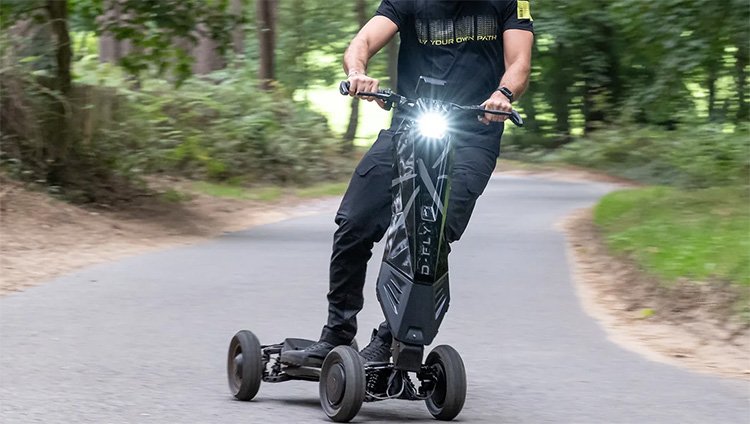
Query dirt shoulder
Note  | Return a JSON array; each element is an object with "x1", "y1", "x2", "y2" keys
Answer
[
  {"x1": 495, "y1": 161, "x2": 749, "y2": 379},
  {"x1": 562, "y1": 208, "x2": 750, "y2": 380},
  {"x1": 0, "y1": 176, "x2": 339, "y2": 295}
]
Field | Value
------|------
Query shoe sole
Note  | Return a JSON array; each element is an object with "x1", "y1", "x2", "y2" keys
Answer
[{"x1": 280, "y1": 354, "x2": 324, "y2": 368}]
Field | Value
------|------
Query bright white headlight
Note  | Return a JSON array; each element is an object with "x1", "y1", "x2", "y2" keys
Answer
[{"x1": 418, "y1": 111, "x2": 448, "y2": 139}]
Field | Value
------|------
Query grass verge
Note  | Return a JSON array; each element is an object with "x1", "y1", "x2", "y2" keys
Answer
[
  {"x1": 294, "y1": 182, "x2": 349, "y2": 198},
  {"x1": 192, "y1": 182, "x2": 283, "y2": 201},
  {"x1": 191, "y1": 180, "x2": 348, "y2": 202},
  {"x1": 594, "y1": 186, "x2": 750, "y2": 287}
]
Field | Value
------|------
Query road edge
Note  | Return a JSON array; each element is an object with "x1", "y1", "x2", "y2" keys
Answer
[
  {"x1": 1, "y1": 186, "x2": 341, "y2": 296},
  {"x1": 560, "y1": 208, "x2": 750, "y2": 381}
]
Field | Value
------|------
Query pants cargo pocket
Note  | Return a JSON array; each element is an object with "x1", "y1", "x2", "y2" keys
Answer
[{"x1": 445, "y1": 172, "x2": 492, "y2": 243}]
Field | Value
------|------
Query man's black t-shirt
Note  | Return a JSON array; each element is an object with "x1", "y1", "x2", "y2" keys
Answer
[{"x1": 376, "y1": 0, "x2": 533, "y2": 140}]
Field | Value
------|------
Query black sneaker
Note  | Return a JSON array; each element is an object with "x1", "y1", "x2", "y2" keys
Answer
[
  {"x1": 359, "y1": 329, "x2": 392, "y2": 364},
  {"x1": 280, "y1": 341, "x2": 335, "y2": 368}
]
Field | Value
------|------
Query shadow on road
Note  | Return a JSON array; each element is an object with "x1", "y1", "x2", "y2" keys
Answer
[{"x1": 242, "y1": 397, "x2": 440, "y2": 423}]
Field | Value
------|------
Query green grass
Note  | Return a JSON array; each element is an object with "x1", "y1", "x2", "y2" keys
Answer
[
  {"x1": 594, "y1": 186, "x2": 750, "y2": 286},
  {"x1": 193, "y1": 180, "x2": 349, "y2": 201},
  {"x1": 192, "y1": 182, "x2": 283, "y2": 201},
  {"x1": 294, "y1": 182, "x2": 348, "y2": 198}
]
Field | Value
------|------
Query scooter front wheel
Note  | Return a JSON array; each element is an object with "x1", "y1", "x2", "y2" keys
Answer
[
  {"x1": 227, "y1": 330, "x2": 263, "y2": 401},
  {"x1": 425, "y1": 345, "x2": 466, "y2": 421},
  {"x1": 319, "y1": 346, "x2": 365, "y2": 422}
]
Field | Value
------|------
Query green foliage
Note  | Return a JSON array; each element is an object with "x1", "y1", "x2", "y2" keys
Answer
[
  {"x1": 0, "y1": 0, "x2": 45, "y2": 29},
  {"x1": 524, "y1": 0, "x2": 750, "y2": 140},
  {"x1": 1, "y1": 33, "x2": 124, "y2": 198},
  {"x1": 98, "y1": 0, "x2": 240, "y2": 84},
  {"x1": 271, "y1": 0, "x2": 389, "y2": 92},
  {"x1": 594, "y1": 186, "x2": 750, "y2": 286},
  {"x1": 84, "y1": 64, "x2": 341, "y2": 184},
  {"x1": 550, "y1": 125, "x2": 750, "y2": 188},
  {"x1": 274, "y1": 0, "x2": 353, "y2": 90},
  {"x1": 1, "y1": 42, "x2": 342, "y2": 200},
  {"x1": 1, "y1": 0, "x2": 241, "y2": 85}
]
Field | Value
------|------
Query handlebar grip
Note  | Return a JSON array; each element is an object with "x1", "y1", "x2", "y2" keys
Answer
[
  {"x1": 510, "y1": 110, "x2": 524, "y2": 127},
  {"x1": 339, "y1": 81, "x2": 351, "y2": 96}
]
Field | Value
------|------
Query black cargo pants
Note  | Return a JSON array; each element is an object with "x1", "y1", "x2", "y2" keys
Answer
[{"x1": 320, "y1": 127, "x2": 501, "y2": 345}]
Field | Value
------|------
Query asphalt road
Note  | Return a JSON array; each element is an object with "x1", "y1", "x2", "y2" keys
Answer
[{"x1": 1, "y1": 175, "x2": 748, "y2": 424}]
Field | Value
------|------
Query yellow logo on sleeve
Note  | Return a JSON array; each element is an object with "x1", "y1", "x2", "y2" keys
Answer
[{"x1": 518, "y1": 1, "x2": 533, "y2": 21}]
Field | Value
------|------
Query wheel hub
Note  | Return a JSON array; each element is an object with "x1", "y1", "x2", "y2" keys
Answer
[
  {"x1": 432, "y1": 364, "x2": 446, "y2": 406},
  {"x1": 233, "y1": 353, "x2": 244, "y2": 381},
  {"x1": 326, "y1": 363, "x2": 346, "y2": 405}
]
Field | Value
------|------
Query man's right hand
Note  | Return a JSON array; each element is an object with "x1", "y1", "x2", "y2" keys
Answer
[{"x1": 346, "y1": 72, "x2": 386, "y2": 108}]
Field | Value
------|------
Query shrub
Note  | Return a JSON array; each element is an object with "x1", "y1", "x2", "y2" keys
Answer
[
  {"x1": 549, "y1": 125, "x2": 750, "y2": 187},
  {"x1": 89, "y1": 64, "x2": 342, "y2": 184},
  {"x1": 1, "y1": 56, "x2": 343, "y2": 202}
]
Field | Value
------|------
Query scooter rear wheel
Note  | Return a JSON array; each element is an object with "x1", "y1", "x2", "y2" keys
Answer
[
  {"x1": 319, "y1": 346, "x2": 365, "y2": 422},
  {"x1": 425, "y1": 345, "x2": 466, "y2": 421},
  {"x1": 227, "y1": 330, "x2": 263, "y2": 401}
]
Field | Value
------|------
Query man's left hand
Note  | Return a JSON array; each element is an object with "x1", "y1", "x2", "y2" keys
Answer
[{"x1": 479, "y1": 91, "x2": 512, "y2": 125}]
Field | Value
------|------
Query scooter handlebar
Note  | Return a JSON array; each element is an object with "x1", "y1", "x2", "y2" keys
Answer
[
  {"x1": 338, "y1": 81, "x2": 524, "y2": 127},
  {"x1": 339, "y1": 81, "x2": 391, "y2": 98},
  {"x1": 461, "y1": 106, "x2": 524, "y2": 128},
  {"x1": 489, "y1": 109, "x2": 524, "y2": 127},
  {"x1": 339, "y1": 81, "x2": 397, "y2": 111},
  {"x1": 504, "y1": 109, "x2": 524, "y2": 127}
]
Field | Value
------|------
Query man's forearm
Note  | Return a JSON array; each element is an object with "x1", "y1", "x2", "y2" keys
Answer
[
  {"x1": 343, "y1": 16, "x2": 398, "y2": 78},
  {"x1": 343, "y1": 37, "x2": 370, "y2": 76},
  {"x1": 499, "y1": 60, "x2": 531, "y2": 100}
]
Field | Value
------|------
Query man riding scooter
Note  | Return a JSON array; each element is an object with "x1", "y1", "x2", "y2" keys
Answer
[{"x1": 282, "y1": 0, "x2": 534, "y2": 367}]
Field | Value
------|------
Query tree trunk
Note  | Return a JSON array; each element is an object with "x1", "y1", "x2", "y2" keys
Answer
[
  {"x1": 98, "y1": 0, "x2": 133, "y2": 64},
  {"x1": 582, "y1": 18, "x2": 617, "y2": 134},
  {"x1": 355, "y1": 0, "x2": 367, "y2": 46},
  {"x1": 518, "y1": 92, "x2": 540, "y2": 135},
  {"x1": 98, "y1": 0, "x2": 117, "y2": 63},
  {"x1": 707, "y1": 66, "x2": 718, "y2": 122},
  {"x1": 192, "y1": 24, "x2": 225, "y2": 75},
  {"x1": 230, "y1": 0, "x2": 244, "y2": 56},
  {"x1": 547, "y1": 43, "x2": 572, "y2": 145},
  {"x1": 735, "y1": 39, "x2": 749, "y2": 123},
  {"x1": 44, "y1": 0, "x2": 73, "y2": 184},
  {"x1": 554, "y1": 103, "x2": 571, "y2": 143},
  {"x1": 99, "y1": 33, "x2": 117, "y2": 63},
  {"x1": 582, "y1": 84, "x2": 605, "y2": 134},
  {"x1": 343, "y1": 97, "x2": 360, "y2": 148},
  {"x1": 256, "y1": 0, "x2": 277, "y2": 89},
  {"x1": 46, "y1": 0, "x2": 72, "y2": 94},
  {"x1": 518, "y1": 38, "x2": 541, "y2": 135},
  {"x1": 342, "y1": 0, "x2": 368, "y2": 150}
]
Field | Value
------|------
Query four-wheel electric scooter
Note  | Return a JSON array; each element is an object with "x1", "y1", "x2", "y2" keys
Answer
[{"x1": 226, "y1": 76, "x2": 523, "y2": 422}]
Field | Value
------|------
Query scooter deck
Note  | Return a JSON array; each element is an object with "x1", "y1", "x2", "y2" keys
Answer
[{"x1": 262, "y1": 338, "x2": 321, "y2": 382}]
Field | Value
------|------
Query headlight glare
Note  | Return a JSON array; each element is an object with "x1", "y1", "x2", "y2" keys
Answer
[{"x1": 418, "y1": 111, "x2": 448, "y2": 139}]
